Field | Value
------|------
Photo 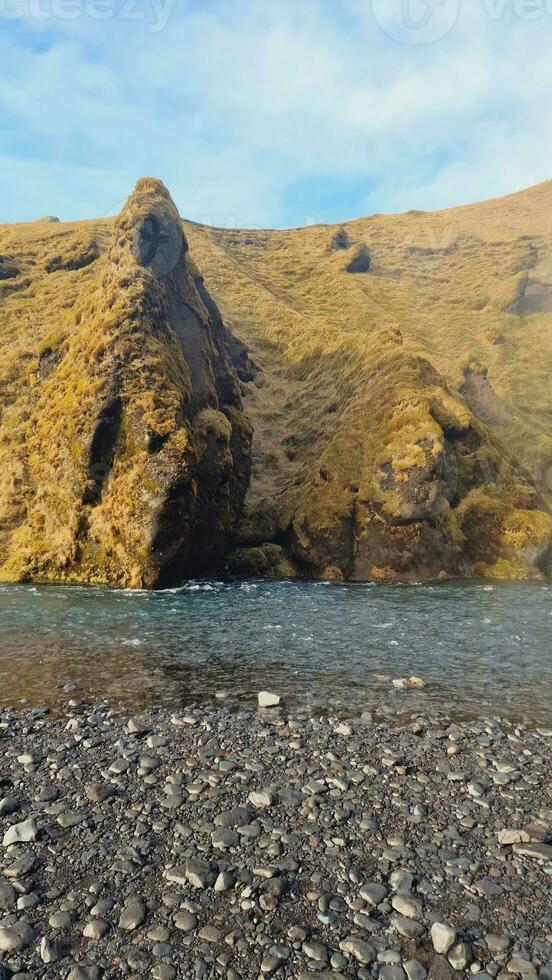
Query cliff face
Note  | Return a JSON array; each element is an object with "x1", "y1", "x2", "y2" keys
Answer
[
  {"x1": 287, "y1": 346, "x2": 552, "y2": 583},
  {"x1": 183, "y1": 179, "x2": 552, "y2": 583},
  {"x1": 229, "y1": 329, "x2": 552, "y2": 583},
  {"x1": 0, "y1": 177, "x2": 551, "y2": 586},
  {"x1": 0, "y1": 179, "x2": 251, "y2": 588}
]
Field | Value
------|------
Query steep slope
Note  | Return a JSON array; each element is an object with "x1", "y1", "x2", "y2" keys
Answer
[
  {"x1": 183, "y1": 180, "x2": 552, "y2": 581},
  {"x1": 0, "y1": 179, "x2": 251, "y2": 587},
  {"x1": 0, "y1": 178, "x2": 551, "y2": 585}
]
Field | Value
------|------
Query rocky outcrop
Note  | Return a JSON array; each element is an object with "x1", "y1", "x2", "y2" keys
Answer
[
  {"x1": 460, "y1": 360, "x2": 512, "y2": 427},
  {"x1": 226, "y1": 542, "x2": 298, "y2": 579},
  {"x1": 0, "y1": 255, "x2": 19, "y2": 280},
  {"x1": 233, "y1": 344, "x2": 552, "y2": 583},
  {"x1": 510, "y1": 277, "x2": 552, "y2": 315},
  {"x1": 0, "y1": 179, "x2": 252, "y2": 588},
  {"x1": 345, "y1": 243, "x2": 371, "y2": 273},
  {"x1": 329, "y1": 226, "x2": 350, "y2": 251}
]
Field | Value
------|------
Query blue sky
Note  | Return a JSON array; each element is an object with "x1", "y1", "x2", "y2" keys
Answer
[{"x1": 0, "y1": 0, "x2": 551, "y2": 227}]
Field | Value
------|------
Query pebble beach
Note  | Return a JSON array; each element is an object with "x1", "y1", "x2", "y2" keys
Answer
[{"x1": 1, "y1": 700, "x2": 551, "y2": 980}]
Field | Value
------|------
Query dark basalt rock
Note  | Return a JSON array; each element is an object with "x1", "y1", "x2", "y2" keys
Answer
[
  {"x1": 329, "y1": 226, "x2": 350, "y2": 251},
  {"x1": 0, "y1": 255, "x2": 19, "y2": 280},
  {"x1": 345, "y1": 243, "x2": 371, "y2": 273},
  {"x1": 45, "y1": 242, "x2": 100, "y2": 273}
]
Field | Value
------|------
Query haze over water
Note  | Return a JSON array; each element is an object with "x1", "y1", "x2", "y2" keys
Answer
[{"x1": 1, "y1": 580, "x2": 551, "y2": 725}]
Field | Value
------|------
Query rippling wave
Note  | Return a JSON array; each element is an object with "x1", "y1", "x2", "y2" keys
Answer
[{"x1": 0, "y1": 579, "x2": 550, "y2": 724}]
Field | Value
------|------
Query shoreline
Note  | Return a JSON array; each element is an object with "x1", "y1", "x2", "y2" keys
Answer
[
  {"x1": 1, "y1": 580, "x2": 552, "y2": 730},
  {"x1": 0, "y1": 704, "x2": 551, "y2": 979},
  {"x1": 0, "y1": 577, "x2": 549, "y2": 593}
]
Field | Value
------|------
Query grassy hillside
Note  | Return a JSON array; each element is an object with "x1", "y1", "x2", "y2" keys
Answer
[
  {"x1": 185, "y1": 180, "x2": 552, "y2": 503},
  {"x1": 0, "y1": 180, "x2": 251, "y2": 587},
  {"x1": 1, "y1": 178, "x2": 551, "y2": 584},
  {"x1": 185, "y1": 180, "x2": 552, "y2": 580}
]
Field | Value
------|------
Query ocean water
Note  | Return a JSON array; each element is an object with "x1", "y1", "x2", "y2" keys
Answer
[{"x1": 0, "y1": 579, "x2": 551, "y2": 724}]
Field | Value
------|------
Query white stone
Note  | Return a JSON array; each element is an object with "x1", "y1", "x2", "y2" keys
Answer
[
  {"x1": 214, "y1": 871, "x2": 234, "y2": 892},
  {"x1": 127, "y1": 716, "x2": 149, "y2": 735},
  {"x1": 258, "y1": 691, "x2": 281, "y2": 708},
  {"x1": 40, "y1": 937, "x2": 58, "y2": 963},
  {"x1": 335, "y1": 722, "x2": 353, "y2": 736},
  {"x1": 498, "y1": 828, "x2": 530, "y2": 846},
  {"x1": 392, "y1": 677, "x2": 425, "y2": 690},
  {"x1": 391, "y1": 894, "x2": 423, "y2": 920},
  {"x1": 17, "y1": 753, "x2": 40, "y2": 766},
  {"x1": 431, "y1": 922, "x2": 457, "y2": 955},
  {"x1": 249, "y1": 790, "x2": 274, "y2": 808},
  {"x1": 83, "y1": 919, "x2": 109, "y2": 939},
  {"x1": 449, "y1": 943, "x2": 472, "y2": 971},
  {"x1": 339, "y1": 936, "x2": 376, "y2": 964},
  {"x1": 118, "y1": 900, "x2": 145, "y2": 931},
  {"x1": 3, "y1": 817, "x2": 38, "y2": 847}
]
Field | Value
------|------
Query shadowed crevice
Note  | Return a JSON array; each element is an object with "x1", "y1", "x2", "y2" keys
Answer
[{"x1": 83, "y1": 397, "x2": 123, "y2": 506}]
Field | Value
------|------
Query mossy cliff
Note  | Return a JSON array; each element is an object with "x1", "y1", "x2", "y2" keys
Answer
[
  {"x1": 230, "y1": 329, "x2": 552, "y2": 583},
  {"x1": 0, "y1": 179, "x2": 251, "y2": 587},
  {"x1": 0, "y1": 177, "x2": 551, "y2": 585},
  {"x1": 183, "y1": 180, "x2": 552, "y2": 583}
]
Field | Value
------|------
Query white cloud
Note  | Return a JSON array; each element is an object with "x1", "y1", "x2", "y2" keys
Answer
[{"x1": 0, "y1": 0, "x2": 550, "y2": 224}]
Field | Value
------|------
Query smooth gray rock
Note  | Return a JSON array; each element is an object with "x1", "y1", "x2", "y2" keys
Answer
[
  {"x1": 2, "y1": 817, "x2": 38, "y2": 846},
  {"x1": 174, "y1": 911, "x2": 197, "y2": 932},
  {"x1": 0, "y1": 921, "x2": 36, "y2": 952},
  {"x1": 339, "y1": 936, "x2": 376, "y2": 964},
  {"x1": 118, "y1": 900, "x2": 146, "y2": 931}
]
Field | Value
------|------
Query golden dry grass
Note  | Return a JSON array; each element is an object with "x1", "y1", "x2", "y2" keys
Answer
[
  {"x1": 184, "y1": 179, "x2": 552, "y2": 506},
  {"x1": 1, "y1": 178, "x2": 551, "y2": 583},
  {"x1": 0, "y1": 180, "x2": 250, "y2": 586}
]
